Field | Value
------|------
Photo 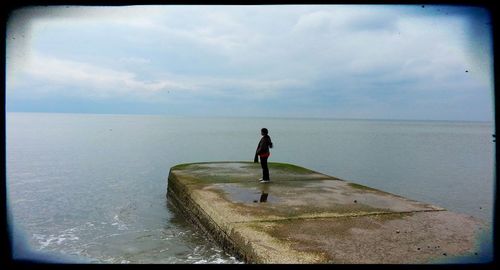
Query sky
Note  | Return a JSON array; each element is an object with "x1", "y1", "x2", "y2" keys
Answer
[{"x1": 5, "y1": 5, "x2": 494, "y2": 121}]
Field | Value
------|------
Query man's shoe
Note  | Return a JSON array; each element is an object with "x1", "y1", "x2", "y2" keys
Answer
[{"x1": 259, "y1": 179, "x2": 270, "y2": 183}]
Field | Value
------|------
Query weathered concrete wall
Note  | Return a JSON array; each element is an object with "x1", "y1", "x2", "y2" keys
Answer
[{"x1": 166, "y1": 161, "x2": 489, "y2": 264}]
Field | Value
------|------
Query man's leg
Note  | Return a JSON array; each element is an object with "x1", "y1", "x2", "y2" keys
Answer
[{"x1": 261, "y1": 156, "x2": 269, "y2": 180}]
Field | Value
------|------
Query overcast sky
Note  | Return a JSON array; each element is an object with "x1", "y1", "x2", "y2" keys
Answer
[{"x1": 6, "y1": 5, "x2": 494, "y2": 121}]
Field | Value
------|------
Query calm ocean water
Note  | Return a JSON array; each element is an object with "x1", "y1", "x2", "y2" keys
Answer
[{"x1": 6, "y1": 112, "x2": 495, "y2": 263}]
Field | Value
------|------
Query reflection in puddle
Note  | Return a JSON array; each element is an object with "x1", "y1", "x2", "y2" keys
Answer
[
  {"x1": 258, "y1": 184, "x2": 270, "y2": 203},
  {"x1": 259, "y1": 192, "x2": 268, "y2": 203},
  {"x1": 214, "y1": 183, "x2": 279, "y2": 204}
]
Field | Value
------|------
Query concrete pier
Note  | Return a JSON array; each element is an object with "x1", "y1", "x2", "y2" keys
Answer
[{"x1": 166, "y1": 161, "x2": 488, "y2": 264}]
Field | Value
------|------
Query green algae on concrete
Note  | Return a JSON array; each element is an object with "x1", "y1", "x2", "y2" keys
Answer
[{"x1": 166, "y1": 162, "x2": 488, "y2": 263}]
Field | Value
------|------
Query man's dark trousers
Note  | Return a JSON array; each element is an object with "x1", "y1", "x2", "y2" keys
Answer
[{"x1": 260, "y1": 156, "x2": 269, "y2": 180}]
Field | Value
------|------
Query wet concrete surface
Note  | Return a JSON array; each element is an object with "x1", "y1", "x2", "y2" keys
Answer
[{"x1": 167, "y1": 162, "x2": 489, "y2": 263}]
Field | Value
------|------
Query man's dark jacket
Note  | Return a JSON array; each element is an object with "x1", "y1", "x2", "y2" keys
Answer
[{"x1": 254, "y1": 135, "x2": 272, "y2": 162}]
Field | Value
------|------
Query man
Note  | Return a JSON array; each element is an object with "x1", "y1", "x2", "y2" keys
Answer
[{"x1": 254, "y1": 128, "x2": 273, "y2": 183}]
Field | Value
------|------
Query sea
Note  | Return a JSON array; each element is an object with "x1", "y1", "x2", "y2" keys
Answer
[{"x1": 5, "y1": 112, "x2": 495, "y2": 263}]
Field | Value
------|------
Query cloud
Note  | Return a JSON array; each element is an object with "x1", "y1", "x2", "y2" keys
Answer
[
  {"x1": 119, "y1": 57, "x2": 151, "y2": 65},
  {"x1": 194, "y1": 77, "x2": 307, "y2": 99},
  {"x1": 8, "y1": 53, "x2": 307, "y2": 103},
  {"x1": 292, "y1": 7, "x2": 399, "y2": 34},
  {"x1": 8, "y1": 54, "x2": 195, "y2": 100}
]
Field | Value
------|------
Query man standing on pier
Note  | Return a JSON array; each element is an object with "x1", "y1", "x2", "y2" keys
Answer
[{"x1": 254, "y1": 128, "x2": 273, "y2": 183}]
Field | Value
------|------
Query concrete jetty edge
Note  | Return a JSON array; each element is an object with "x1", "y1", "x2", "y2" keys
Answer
[{"x1": 166, "y1": 161, "x2": 489, "y2": 264}]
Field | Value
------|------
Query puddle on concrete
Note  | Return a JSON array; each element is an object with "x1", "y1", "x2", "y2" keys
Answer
[
  {"x1": 198, "y1": 163, "x2": 253, "y2": 171},
  {"x1": 192, "y1": 163, "x2": 260, "y2": 180},
  {"x1": 211, "y1": 183, "x2": 281, "y2": 204}
]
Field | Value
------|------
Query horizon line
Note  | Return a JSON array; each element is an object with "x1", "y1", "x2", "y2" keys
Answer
[{"x1": 5, "y1": 110, "x2": 494, "y2": 123}]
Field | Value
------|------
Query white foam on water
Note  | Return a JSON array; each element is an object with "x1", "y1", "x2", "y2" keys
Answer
[
  {"x1": 34, "y1": 232, "x2": 80, "y2": 249},
  {"x1": 112, "y1": 214, "x2": 129, "y2": 230}
]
